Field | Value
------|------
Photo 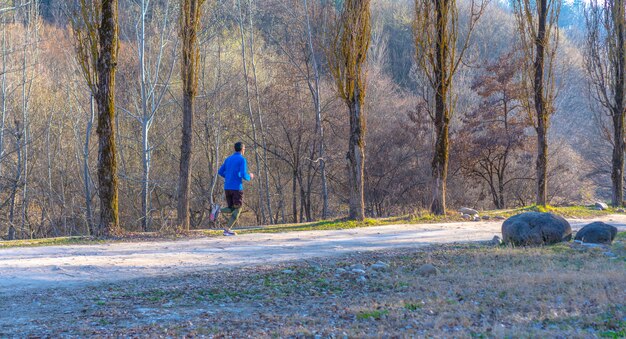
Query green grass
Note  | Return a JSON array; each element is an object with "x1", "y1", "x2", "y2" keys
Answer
[
  {"x1": 2, "y1": 205, "x2": 622, "y2": 248},
  {"x1": 404, "y1": 303, "x2": 422, "y2": 311},
  {"x1": 483, "y1": 204, "x2": 618, "y2": 219},
  {"x1": 356, "y1": 309, "x2": 389, "y2": 320},
  {"x1": 0, "y1": 236, "x2": 106, "y2": 248}
]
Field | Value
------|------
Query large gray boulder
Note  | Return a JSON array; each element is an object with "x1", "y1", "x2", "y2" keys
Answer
[
  {"x1": 574, "y1": 222, "x2": 617, "y2": 244},
  {"x1": 501, "y1": 212, "x2": 572, "y2": 246}
]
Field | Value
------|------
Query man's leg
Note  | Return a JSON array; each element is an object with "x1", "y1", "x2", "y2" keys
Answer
[
  {"x1": 223, "y1": 190, "x2": 243, "y2": 234},
  {"x1": 225, "y1": 207, "x2": 241, "y2": 230},
  {"x1": 222, "y1": 190, "x2": 235, "y2": 233}
]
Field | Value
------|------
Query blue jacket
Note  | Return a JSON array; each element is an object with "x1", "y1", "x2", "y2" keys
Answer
[{"x1": 218, "y1": 152, "x2": 251, "y2": 191}]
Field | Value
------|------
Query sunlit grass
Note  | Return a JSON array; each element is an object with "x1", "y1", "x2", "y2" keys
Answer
[
  {"x1": 484, "y1": 204, "x2": 617, "y2": 219},
  {"x1": 0, "y1": 236, "x2": 105, "y2": 248},
  {"x1": 2, "y1": 205, "x2": 623, "y2": 248}
]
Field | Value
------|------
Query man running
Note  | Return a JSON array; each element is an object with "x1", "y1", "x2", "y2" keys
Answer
[{"x1": 214, "y1": 142, "x2": 254, "y2": 236}]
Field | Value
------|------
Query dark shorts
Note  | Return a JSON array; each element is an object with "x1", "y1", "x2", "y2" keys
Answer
[{"x1": 225, "y1": 190, "x2": 243, "y2": 209}]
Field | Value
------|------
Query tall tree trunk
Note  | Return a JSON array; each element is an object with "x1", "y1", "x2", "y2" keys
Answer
[
  {"x1": 304, "y1": 0, "x2": 329, "y2": 219},
  {"x1": 177, "y1": 0, "x2": 203, "y2": 230},
  {"x1": 96, "y1": 0, "x2": 120, "y2": 236},
  {"x1": 292, "y1": 169, "x2": 298, "y2": 223},
  {"x1": 612, "y1": 0, "x2": 625, "y2": 207},
  {"x1": 85, "y1": 95, "x2": 95, "y2": 235},
  {"x1": 178, "y1": 94, "x2": 193, "y2": 229},
  {"x1": 327, "y1": 0, "x2": 370, "y2": 221},
  {"x1": 237, "y1": 0, "x2": 265, "y2": 224},
  {"x1": 534, "y1": 0, "x2": 548, "y2": 207},
  {"x1": 247, "y1": 0, "x2": 274, "y2": 224},
  {"x1": 141, "y1": 119, "x2": 150, "y2": 230},
  {"x1": 430, "y1": 0, "x2": 450, "y2": 216},
  {"x1": 347, "y1": 84, "x2": 365, "y2": 221},
  {"x1": 0, "y1": 26, "x2": 7, "y2": 193}
]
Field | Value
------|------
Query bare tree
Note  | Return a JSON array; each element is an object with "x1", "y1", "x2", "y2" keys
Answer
[
  {"x1": 327, "y1": 0, "x2": 371, "y2": 221},
  {"x1": 513, "y1": 0, "x2": 561, "y2": 207},
  {"x1": 413, "y1": 0, "x2": 487, "y2": 215},
  {"x1": 236, "y1": 0, "x2": 266, "y2": 224},
  {"x1": 585, "y1": 0, "x2": 625, "y2": 207},
  {"x1": 457, "y1": 52, "x2": 530, "y2": 209},
  {"x1": 304, "y1": 0, "x2": 329, "y2": 219},
  {"x1": 120, "y1": 0, "x2": 177, "y2": 231},
  {"x1": 177, "y1": 0, "x2": 205, "y2": 230}
]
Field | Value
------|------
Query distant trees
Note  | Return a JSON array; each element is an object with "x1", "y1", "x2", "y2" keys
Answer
[
  {"x1": 413, "y1": 0, "x2": 486, "y2": 215},
  {"x1": 178, "y1": 0, "x2": 205, "y2": 230},
  {"x1": 513, "y1": 0, "x2": 561, "y2": 207},
  {"x1": 327, "y1": 0, "x2": 371, "y2": 221},
  {"x1": 0, "y1": 0, "x2": 614, "y2": 240},
  {"x1": 457, "y1": 52, "x2": 531, "y2": 209},
  {"x1": 584, "y1": 0, "x2": 625, "y2": 207},
  {"x1": 122, "y1": 0, "x2": 177, "y2": 231}
]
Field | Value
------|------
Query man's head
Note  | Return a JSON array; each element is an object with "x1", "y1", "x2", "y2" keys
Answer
[{"x1": 234, "y1": 142, "x2": 245, "y2": 155}]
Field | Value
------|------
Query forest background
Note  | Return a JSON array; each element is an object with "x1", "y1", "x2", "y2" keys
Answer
[{"x1": 0, "y1": 0, "x2": 606, "y2": 239}]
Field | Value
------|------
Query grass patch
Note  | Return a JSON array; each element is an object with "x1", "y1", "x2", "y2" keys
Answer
[
  {"x1": 2, "y1": 205, "x2": 622, "y2": 248},
  {"x1": 17, "y1": 241, "x2": 626, "y2": 337},
  {"x1": 404, "y1": 302, "x2": 422, "y2": 311},
  {"x1": 356, "y1": 309, "x2": 389, "y2": 320},
  {"x1": 0, "y1": 236, "x2": 106, "y2": 248},
  {"x1": 484, "y1": 204, "x2": 617, "y2": 219}
]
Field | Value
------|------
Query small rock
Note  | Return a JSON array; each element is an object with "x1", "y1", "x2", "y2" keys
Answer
[
  {"x1": 482, "y1": 215, "x2": 491, "y2": 220},
  {"x1": 356, "y1": 276, "x2": 367, "y2": 283},
  {"x1": 473, "y1": 216, "x2": 481, "y2": 222},
  {"x1": 489, "y1": 235, "x2": 502, "y2": 246},
  {"x1": 459, "y1": 207, "x2": 479, "y2": 216},
  {"x1": 307, "y1": 261, "x2": 323, "y2": 271},
  {"x1": 462, "y1": 214, "x2": 471, "y2": 220},
  {"x1": 352, "y1": 269, "x2": 366, "y2": 274},
  {"x1": 350, "y1": 264, "x2": 366, "y2": 271},
  {"x1": 370, "y1": 261, "x2": 390, "y2": 271},
  {"x1": 282, "y1": 269, "x2": 295, "y2": 275},
  {"x1": 495, "y1": 216, "x2": 506, "y2": 220},
  {"x1": 595, "y1": 202, "x2": 609, "y2": 210},
  {"x1": 336, "y1": 268, "x2": 347, "y2": 274},
  {"x1": 417, "y1": 264, "x2": 438, "y2": 277},
  {"x1": 618, "y1": 209, "x2": 625, "y2": 213}
]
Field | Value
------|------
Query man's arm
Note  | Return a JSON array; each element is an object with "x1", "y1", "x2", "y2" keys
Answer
[
  {"x1": 218, "y1": 161, "x2": 226, "y2": 178},
  {"x1": 240, "y1": 159, "x2": 252, "y2": 181}
]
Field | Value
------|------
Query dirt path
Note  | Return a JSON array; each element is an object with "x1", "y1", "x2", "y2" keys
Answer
[{"x1": 2, "y1": 215, "x2": 625, "y2": 295}]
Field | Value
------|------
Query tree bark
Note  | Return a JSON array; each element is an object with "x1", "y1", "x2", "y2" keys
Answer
[
  {"x1": 96, "y1": 0, "x2": 120, "y2": 236},
  {"x1": 612, "y1": 0, "x2": 625, "y2": 207},
  {"x1": 534, "y1": 0, "x2": 548, "y2": 207},
  {"x1": 430, "y1": 0, "x2": 450, "y2": 216},
  {"x1": 347, "y1": 84, "x2": 365, "y2": 221},
  {"x1": 177, "y1": 0, "x2": 203, "y2": 230}
]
